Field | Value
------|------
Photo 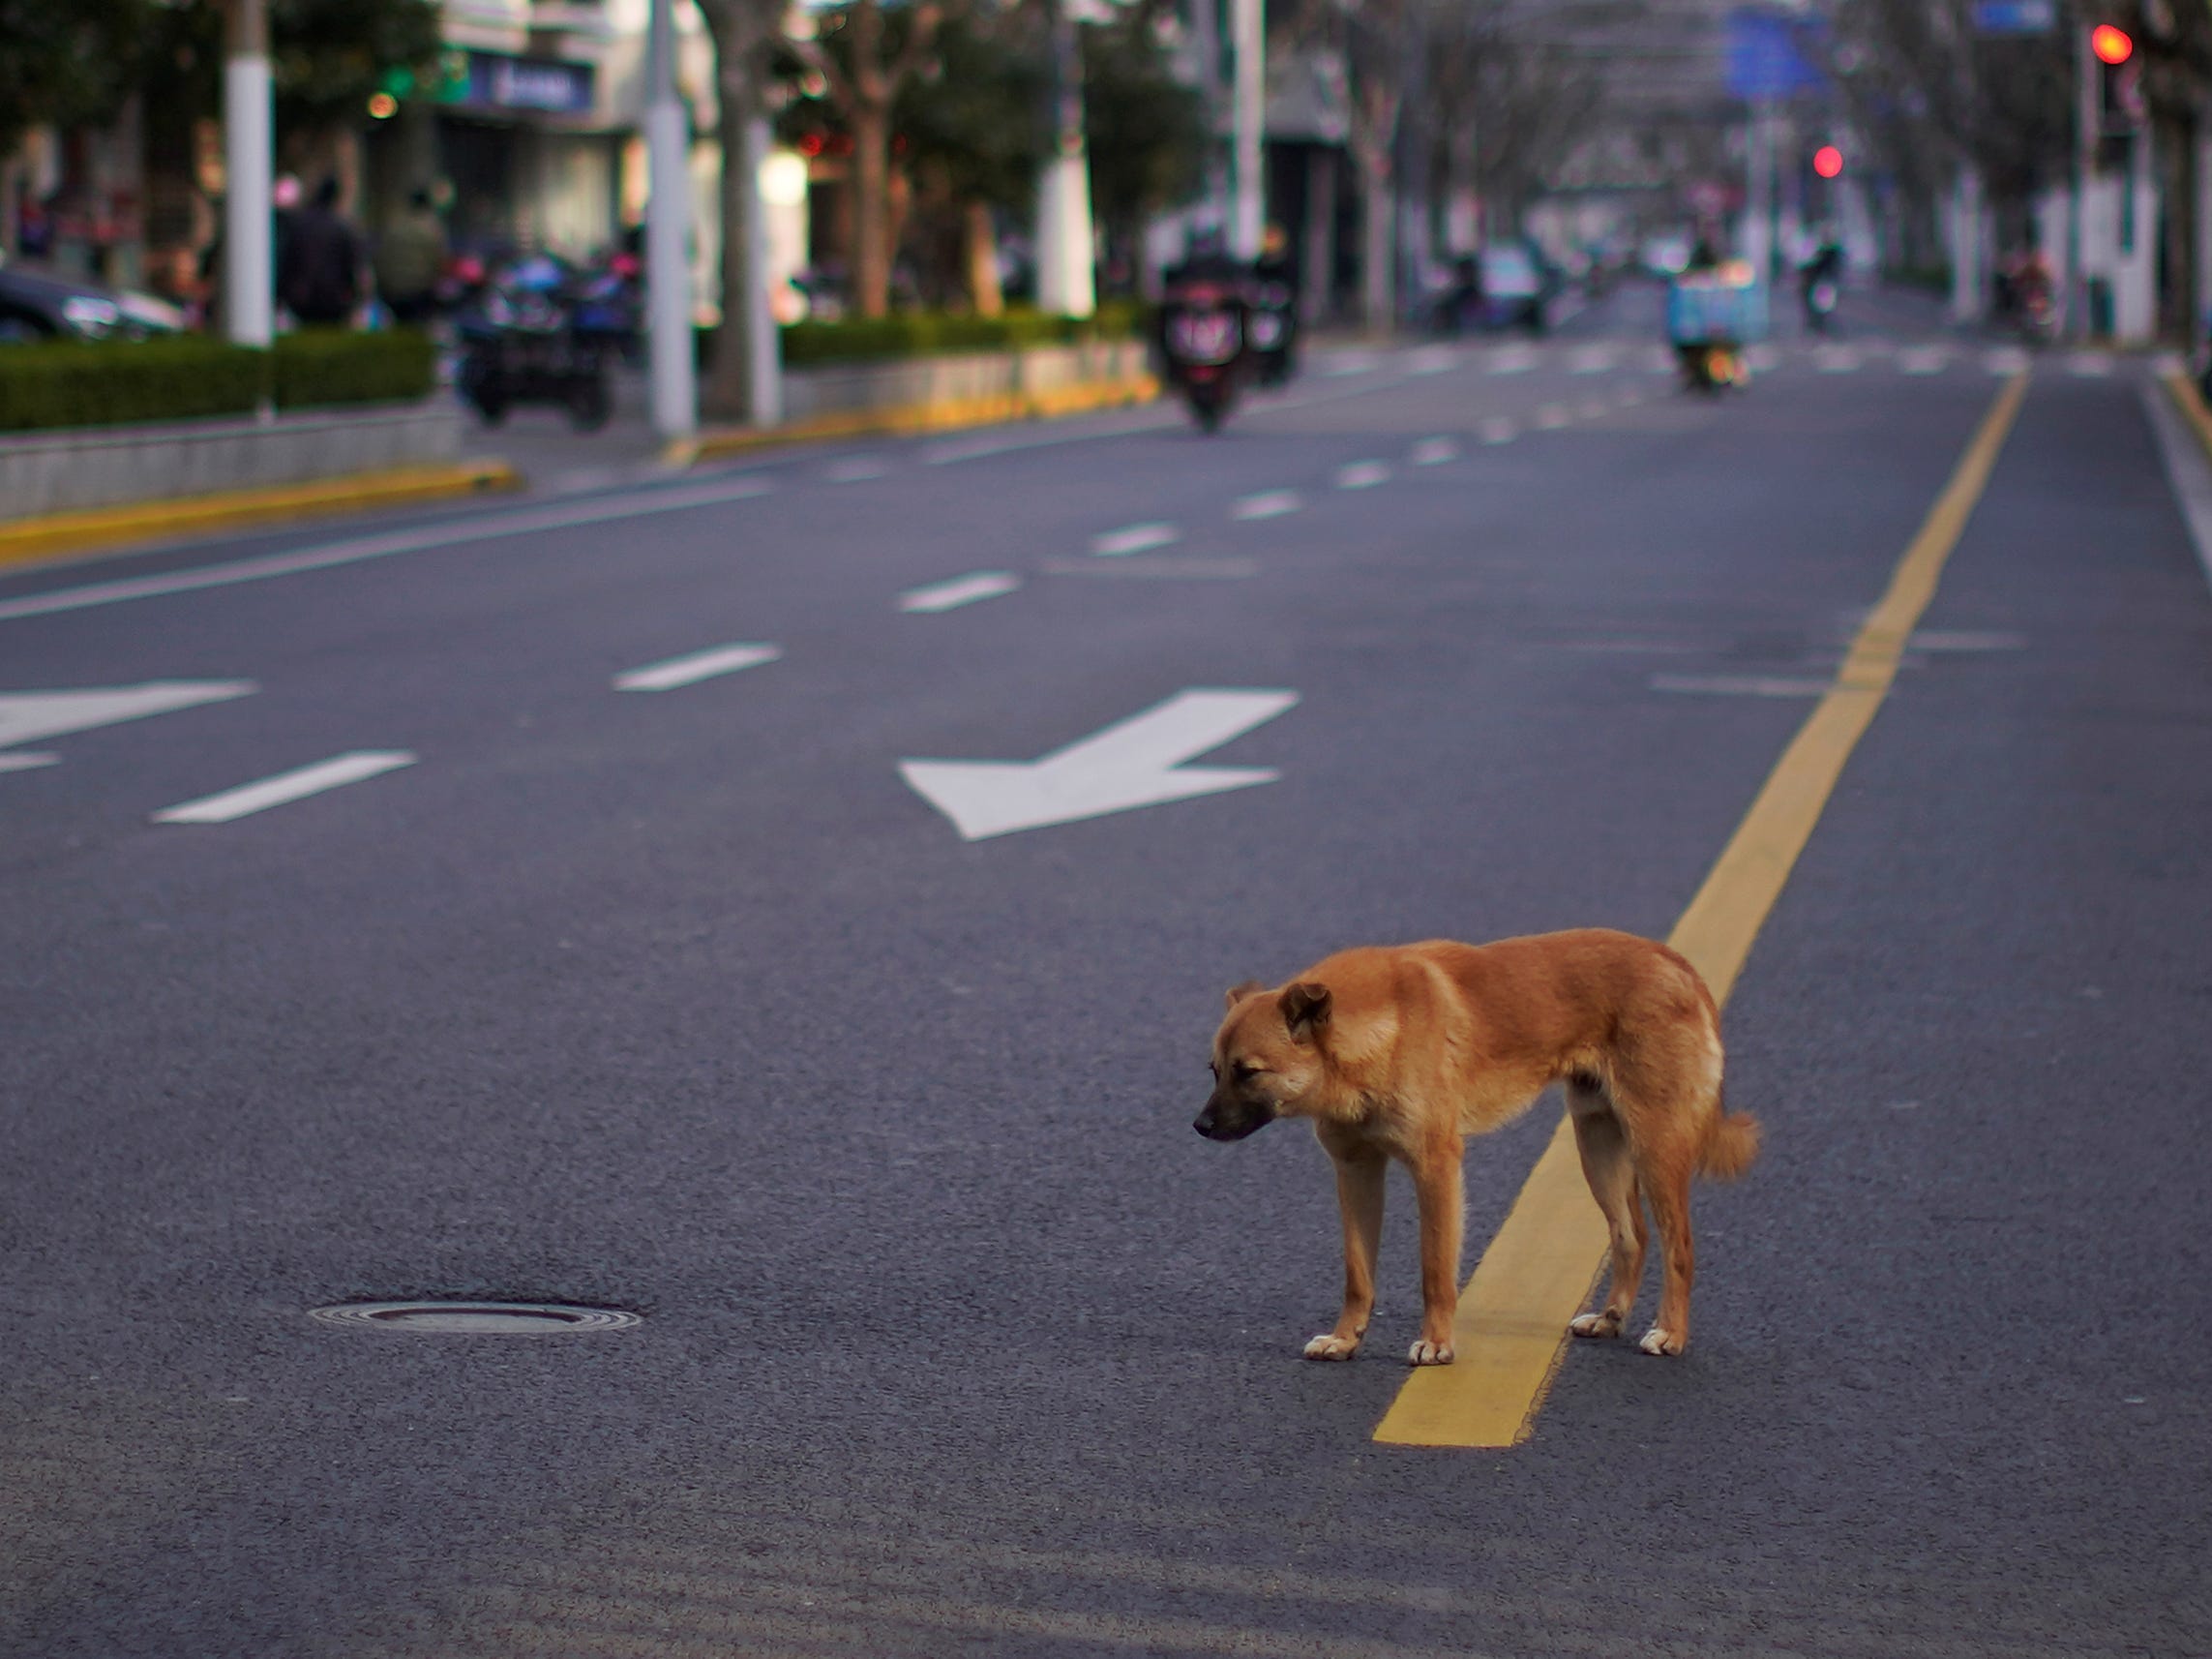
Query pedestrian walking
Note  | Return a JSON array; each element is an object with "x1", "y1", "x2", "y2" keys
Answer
[
  {"x1": 278, "y1": 177, "x2": 366, "y2": 329},
  {"x1": 374, "y1": 188, "x2": 448, "y2": 328}
]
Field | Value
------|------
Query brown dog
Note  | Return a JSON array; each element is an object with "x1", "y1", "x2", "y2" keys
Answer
[{"x1": 1196, "y1": 929, "x2": 1759, "y2": 1363}]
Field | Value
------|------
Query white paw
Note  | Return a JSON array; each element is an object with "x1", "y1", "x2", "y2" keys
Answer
[
  {"x1": 1638, "y1": 1327, "x2": 1683, "y2": 1357},
  {"x1": 1303, "y1": 1334, "x2": 1359, "y2": 1361},
  {"x1": 1407, "y1": 1339, "x2": 1455, "y2": 1367},
  {"x1": 1569, "y1": 1312, "x2": 1622, "y2": 1340}
]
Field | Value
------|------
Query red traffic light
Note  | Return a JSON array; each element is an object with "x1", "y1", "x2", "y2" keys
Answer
[
  {"x1": 2092, "y1": 24, "x2": 2134, "y2": 65},
  {"x1": 1812, "y1": 145, "x2": 1844, "y2": 180}
]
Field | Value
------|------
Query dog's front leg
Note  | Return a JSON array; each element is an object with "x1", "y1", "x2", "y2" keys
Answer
[
  {"x1": 1408, "y1": 1134, "x2": 1465, "y2": 1365},
  {"x1": 1307, "y1": 1141, "x2": 1385, "y2": 1360}
]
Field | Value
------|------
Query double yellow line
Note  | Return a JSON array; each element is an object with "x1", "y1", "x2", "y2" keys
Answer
[{"x1": 1376, "y1": 372, "x2": 2032, "y2": 1449}]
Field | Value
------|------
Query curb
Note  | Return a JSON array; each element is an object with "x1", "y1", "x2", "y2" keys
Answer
[
  {"x1": 0, "y1": 459, "x2": 522, "y2": 571},
  {"x1": 2163, "y1": 369, "x2": 2212, "y2": 461},
  {"x1": 671, "y1": 373, "x2": 1160, "y2": 468}
]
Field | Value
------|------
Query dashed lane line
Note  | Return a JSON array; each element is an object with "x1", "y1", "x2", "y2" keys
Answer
[
  {"x1": 898, "y1": 573, "x2": 1022, "y2": 614},
  {"x1": 1375, "y1": 371, "x2": 2031, "y2": 1449},
  {"x1": 1334, "y1": 461, "x2": 1392, "y2": 490},
  {"x1": 613, "y1": 643, "x2": 783, "y2": 691},
  {"x1": 1231, "y1": 490, "x2": 1303, "y2": 521},
  {"x1": 152, "y1": 750, "x2": 418, "y2": 825},
  {"x1": 1409, "y1": 437, "x2": 1459, "y2": 466},
  {"x1": 1091, "y1": 522, "x2": 1181, "y2": 557},
  {"x1": 1479, "y1": 417, "x2": 1518, "y2": 445}
]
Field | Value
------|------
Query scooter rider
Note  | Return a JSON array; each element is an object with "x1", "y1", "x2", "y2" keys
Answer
[{"x1": 1800, "y1": 234, "x2": 1843, "y2": 333}]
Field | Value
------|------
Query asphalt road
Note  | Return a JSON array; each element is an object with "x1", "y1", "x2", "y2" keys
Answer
[{"x1": 3, "y1": 286, "x2": 2208, "y2": 1657}]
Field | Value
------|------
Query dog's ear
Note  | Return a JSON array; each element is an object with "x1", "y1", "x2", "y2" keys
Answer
[
  {"x1": 1280, "y1": 981, "x2": 1332, "y2": 1040},
  {"x1": 1224, "y1": 980, "x2": 1268, "y2": 1010}
]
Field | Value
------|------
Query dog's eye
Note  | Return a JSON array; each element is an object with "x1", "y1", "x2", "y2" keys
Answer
[{"x1": 1233, "y1": 1062, "x2": 1264, "y2": 1081}]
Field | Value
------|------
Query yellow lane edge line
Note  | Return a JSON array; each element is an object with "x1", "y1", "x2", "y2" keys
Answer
[
  {"x1": 2160, "y1": 369, "x2": 2212, "y2": 463},
  {"x1": 0, "y1": 459, "x2": 520, "y2": 571},
  {"x1": 1374, "y1": 372, "x2": 2031, "y2": 1449}
]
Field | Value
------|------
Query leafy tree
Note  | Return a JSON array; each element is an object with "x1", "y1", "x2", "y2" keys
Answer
[
  {"x1": 1080, "y1": 5, "x2": 1207, "y2": 289},
  {"x1": 0, "y1": 0, "x2": 152, "y2": 158}
]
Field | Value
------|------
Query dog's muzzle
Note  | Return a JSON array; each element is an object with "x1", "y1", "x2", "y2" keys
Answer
[{"x1": 1193, "y1": 1096, "x2": 1274, "y2": 1141}]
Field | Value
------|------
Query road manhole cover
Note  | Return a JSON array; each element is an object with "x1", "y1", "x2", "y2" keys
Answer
[{"x1": 309, "y1": 1300, "x2": 642, "y2": 1334}]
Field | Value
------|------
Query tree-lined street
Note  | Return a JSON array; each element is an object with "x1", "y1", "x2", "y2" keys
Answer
[{"x1": 4, "y1": 289, "x2": 2211, "y2": 1655}]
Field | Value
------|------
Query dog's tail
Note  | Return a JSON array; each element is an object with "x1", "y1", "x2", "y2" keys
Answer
[{"x1": 1697, "y1": 1098, "x2": 1762, "y2": 1181}]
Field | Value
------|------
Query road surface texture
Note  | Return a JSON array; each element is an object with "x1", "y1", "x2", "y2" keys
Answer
[{"x1": 3, "y1": 284, "x2": 2207, "y2": 1657}]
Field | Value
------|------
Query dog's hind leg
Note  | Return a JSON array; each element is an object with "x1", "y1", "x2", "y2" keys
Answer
[
  {"x1": 1636, "y1": 1134, "x2": 1698, "y2": 1357},
  {"x1": 1307, "y1": 1135, "x2": 1385, "y2": 1361},
  {"x1": 1566, "y1": 1083, "x2": 1646, "y2": 1342}
]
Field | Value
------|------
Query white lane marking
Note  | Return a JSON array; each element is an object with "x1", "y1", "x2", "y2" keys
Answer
[
  {"x1": 1231, "y1": 490, "x2": 1303, "y2": 520},
  {"x1": 153, "y1": 750, "x2": 416, "y2": 824},
  {"x1": 1479, "y1": 416, "x2": 1518, "y2": 445},
  {"x1": 2139, "y1": 380, "x2": 2212, "y2": 595},
  {"x1": 2066, "y1": 352, "x2": 2115, "y2": 378},
  {"x1": 0, "y1": 680, "x2": 256, "y2": 750},
  {"x1": 613, "y1": 643, "x2": 782, "y2": 691},
  {"x1": 1405, "y1": 346, "x2": 1458, "y2": 376},
  {"x1": 1039, "y1": 557, "x2": 1258, "y2": 579},
  {"x1": 0, "y1": 477, "x2": 776, "y2": 624},
  {"x1": 898, "y1": 572, "x2": 1021, "y2": 614},
  {"x1": 899, "y1": 688, "x2": 1298, "y2": 840},
  {"x1": 1335, "y1": 460, "x2": 1391, "y2": 490},
  {"x1": 1898, "y1": 346, "x2": 1951, "y2": 376},
  {"x1": 1909, "y1": 629, "x2": 2027, "y2": 652},
  {"x1": 823, "y1": 456, "x2": 890, "y2": 482},
  {"x1": 1650, "y1": 674, "x2": 1830, "y2": 698},
  {"x1": 1409, "y1": 437, "x2": 1459, "y2": 466},
  {"x1": 1091, "y1": 522, "x2": 1181, "y2": 557},
  {"x1": 1812, "y1": 346, "x2": 1862, "y2": 374},
  {"x1": 1567, "y1": 345, "x2": 1616, "y2": 375},
  {"x1": 1486, "y1": 345, "x2": 1539, "y2": 375},
  {"x1": 1986, "y1": 346, "x2": 2032, "y2": 376},
  {"x1": 1534, "y1": 404, "x2": 1572, "y2": 430},
  {"x1": 0, "y1": 753, "x2": 58, "y2": 772}
]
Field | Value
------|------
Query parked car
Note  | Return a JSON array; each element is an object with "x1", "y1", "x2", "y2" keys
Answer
[
  {"x1": 0, "y1": 260, "x2": 187, "y2": 344},
  {"x1": 1478, "y1": 244, "x2": 1551, "y2": 334}
]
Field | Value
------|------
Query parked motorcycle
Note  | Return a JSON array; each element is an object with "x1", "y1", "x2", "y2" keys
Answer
[
  {"x1": 1159, "y1": 274, "x2": 1250, "y2": 432},
  {"x1": 455, "y1": 254, "x2": 613, "y2": 432}
]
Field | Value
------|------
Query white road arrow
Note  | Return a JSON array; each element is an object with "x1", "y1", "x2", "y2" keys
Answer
[
  {"x1": 899, "y1": 688, "x2": 1299, "y2": 841},
  {"x1": 0, "y1": 680, "x2": 257, "y2": 764}
]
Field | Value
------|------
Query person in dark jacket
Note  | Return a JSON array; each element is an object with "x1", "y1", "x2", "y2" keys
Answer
[{"x1": 278, "y1": 178, "x2": 365, "y2": 328}]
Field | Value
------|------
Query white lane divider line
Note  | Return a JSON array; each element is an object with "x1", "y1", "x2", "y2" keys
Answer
[
  {"x1": 0, "y1": 477, "x2": 777, "y2": 624},
  {"x1": 1409, "y1": 437, "x2": 1459, "y2": 466},
  {"x1": 1091, "y1": 522, "x2": 1181, "y2": 557},
  {"x1": 1650, "y1": 674, "x2": 1830, "y2": 699},
  {"x1": 1, "y1": 753, "x2": 58, "y2": 772},
  {"x1": 823, "y1": 456, "x2": 890, "y2": 482},
  {"x1": 1335, "y1": 460, "x2": 1392, "y2": 490},
  {"x1": 1405, "y1": 346, "x2": 1458, "y2": 376},
  {"x1": 1231, "y1": 490, "x2": 1303, "y2": 521},
  {"x1": 614, "y1": 643, "x2": 783, "y2": 691},
  {"x1": 0, "y1": 680, "x2": 257, "y2": 749},
  {"x1": 1534, "y1": 404, "x2": 1572, "y2": 430},
  {"x1": 1479, "y1": 416, "x2": 1518, "y2": 445},
  {"x1": 153, "y1": 751, "x2": 417, "y2": 825},
  {"x1": 1811, "y1": 346, "x2": 1863, "y2": 373},
  {"x1": 1898, "y1": 346, "x2": 1951, "y2": 375},
  {"x1": 899, "y1": 572, "x2": 1021, "y2": 614}
]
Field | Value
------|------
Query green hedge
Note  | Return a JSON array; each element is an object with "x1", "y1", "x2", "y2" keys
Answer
[
  {"x1": 0, "y1": 329, "x2": 439, "y2": 433},
  {"x1": 779, "y1": 302, "x2": 1148, "y2": 368}
]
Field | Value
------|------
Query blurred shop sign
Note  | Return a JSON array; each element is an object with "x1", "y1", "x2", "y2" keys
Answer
[
  {"x1": 436, "y1": 50, "x2": 596, "y2": 115},
  {"x1": 1726, "y1": 10, "x2": 1826, "y2": 101},
  {"x1": 1971, "y1": 0, "x2": 2055, "y2": 33}
]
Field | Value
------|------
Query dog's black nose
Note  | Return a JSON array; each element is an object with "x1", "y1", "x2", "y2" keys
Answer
[{"x1": 1193, "y1": 1110, "x2": 1217, "y2": 1137}]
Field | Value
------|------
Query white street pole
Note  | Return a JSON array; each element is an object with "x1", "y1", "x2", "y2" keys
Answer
[
  {"x1": 223, "y1": 0, "x2": 274, "y2": 348},
  {"x1": 743, "y1": 115, "x2": 782, "y2": 427},
  {"x1": 1036, "y1": 0, "x2": 1095, "y2": 317},
  {"x1": 646, "y1": 0, "x2": 698, "y2": 440},
  {"x1": 1231, "y1": 0, "x2": 1265, "y2": 259}
]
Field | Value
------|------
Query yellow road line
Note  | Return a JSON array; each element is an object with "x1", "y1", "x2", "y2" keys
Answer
[
  {"x1": 1375, "y1": 372, "x2": 2030, "y2": 1449},
  {"x1": 2161, "y1": 370, "x2": 2212, "y2": 463},
  {"x1": 0, "y1": 459, "x2": 519, "y2": 571}
]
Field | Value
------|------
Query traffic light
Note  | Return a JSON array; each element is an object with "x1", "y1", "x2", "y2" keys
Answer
[
  {"x1": 2095, "y1": 24, "x2": 2144, "y2": 136},
  {"x1": 1812, "y1": 145, "x2": 1844, "y2": 180}
]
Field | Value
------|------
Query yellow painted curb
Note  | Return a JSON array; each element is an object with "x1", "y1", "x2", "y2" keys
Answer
[
  {"x1": 0, "y1": 459, "x2": 521, "y2": 570},
  {"x1": 682, "y1": 373, "x2": 1160, "y2": 465},
  {"x1": 1373, "y1": 373, "x2": 2033, "y2": 1450},
  {"x1": 2162, "y1": 370, "x2": 2212, "y2": 462}
]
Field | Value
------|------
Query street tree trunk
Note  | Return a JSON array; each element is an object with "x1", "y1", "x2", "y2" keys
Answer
[
  {"x1": 965, "y1": 200, "x2": 1003, "y2": 317},
  {"x1": 698, "y1": 0, "x2": 777, "y2": 423}
]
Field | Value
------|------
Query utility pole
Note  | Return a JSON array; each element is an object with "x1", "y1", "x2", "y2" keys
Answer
[
  {"x1": 1230, "y1": 0, "x2": 1265, "y2": 259},
  {"x1": 223, "y1": 0, "x2": 274, "y2": 348},
  {"x1": 646, "y1": 0, "x2": 699, "y2": 440},
  {"x1": 1036, "y1": 0, "x2": 1095, "y2": 316}
]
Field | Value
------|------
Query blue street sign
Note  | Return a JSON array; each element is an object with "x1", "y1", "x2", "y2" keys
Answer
[
  {"x1": 1972, "y1": 0, "x2": 2056, "y2": 33},
  {"x1": 1727, "y1": 10, "x2": 1826, "y2": 101}
]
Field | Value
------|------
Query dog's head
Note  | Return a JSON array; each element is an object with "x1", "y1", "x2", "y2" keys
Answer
[{"x1": 1193, "y1": 979, "x2": 1333, "y2": 1141}]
